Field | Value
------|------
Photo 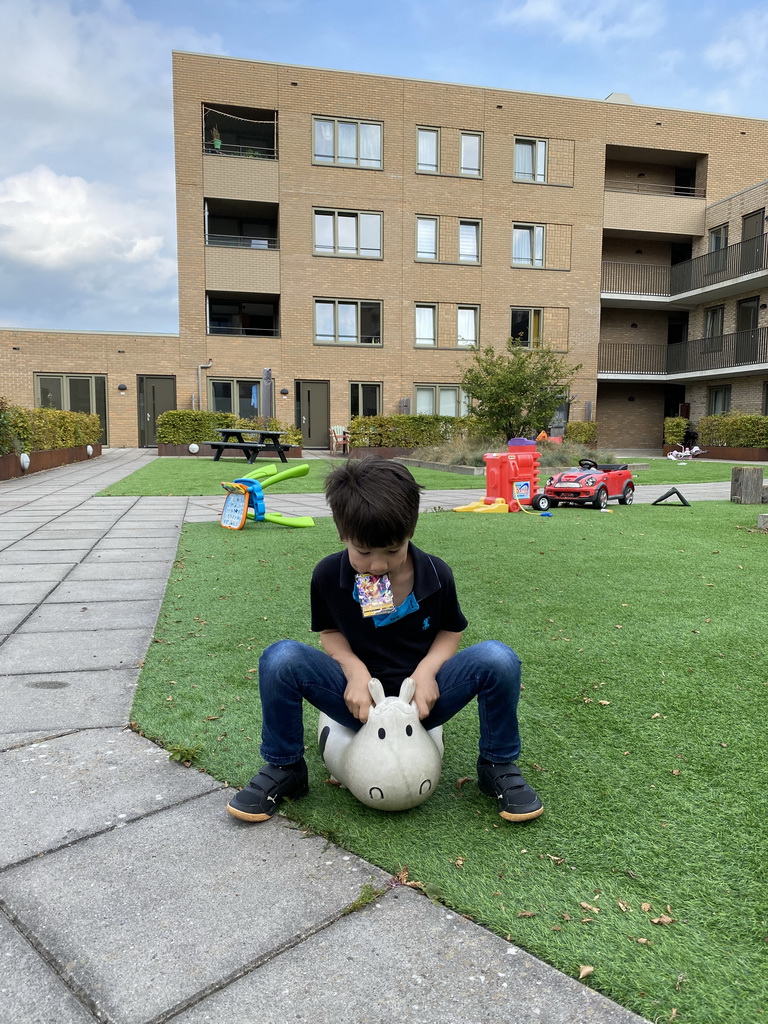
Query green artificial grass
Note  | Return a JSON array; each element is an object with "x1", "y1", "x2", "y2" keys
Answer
[
  {"x1": 97, "y1": 457, "x2": 484, "y2": 496},
  {"x1": 132, "y1": 502, "x2": 768, "y2": 1023}
]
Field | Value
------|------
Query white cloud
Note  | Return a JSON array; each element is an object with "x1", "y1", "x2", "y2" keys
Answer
[
  {"x1": 493, "y1": 0, "x2": 664, "y2": 44},
  {"x1": 702, "y1": 9, "x2": 768, "y2": 113}
]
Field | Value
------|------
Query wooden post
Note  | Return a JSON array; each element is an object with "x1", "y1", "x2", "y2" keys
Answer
[{"x1": 730, "y1": 466, "x2": 764, "y2": 504}]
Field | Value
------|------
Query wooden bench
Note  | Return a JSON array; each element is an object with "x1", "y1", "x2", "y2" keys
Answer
[{"x1": 208, "y1": 441, "x2": 288, "y2": 464}]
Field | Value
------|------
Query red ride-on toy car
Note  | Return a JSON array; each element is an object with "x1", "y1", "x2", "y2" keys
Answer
[{"x1": 543, "y1": 459, "x2": 635, "y2": 510}]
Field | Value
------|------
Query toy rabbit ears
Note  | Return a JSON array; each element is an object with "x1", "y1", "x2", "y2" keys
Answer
[{"x1": 367, "y1": 677, "x2": 416, "y2": 705}]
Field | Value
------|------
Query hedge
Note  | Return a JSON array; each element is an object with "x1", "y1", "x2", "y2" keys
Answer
[
  {"x1": 0, "y1": 403, "x2": 101, "y2": 455},
  {"x1": 697, "y1": 412, "x2": 768, "y2": 448},
  {"x1": 347, "y1": 414, "x2": 463, "y2": 448},
  {"x1": 663, "y1": 417, "x2": 688, "y2": 445},
  {"x1": 156, "y1": 410, "x2": 302, "y2": 447},
  {"x1": 564, "y1": 420, "x2": 597, "y2": 444}
]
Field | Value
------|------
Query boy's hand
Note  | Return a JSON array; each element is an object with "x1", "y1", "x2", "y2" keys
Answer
[
  {"x1": 410, "y1": 673, "x2": 439, "y2": 720},
  {"x1": 344, "y1": 677, "x2": 374, "y2": 722}
]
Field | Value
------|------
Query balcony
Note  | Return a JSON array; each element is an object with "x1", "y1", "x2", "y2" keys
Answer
[
  {"x1": 603, "y1": 185, "x2": 706, "y2": 238},
  {"x1": 598, "y1": 326, "x2": 768, "y2": 379},
  {"x1": 601, "y1": 233, "x2": 768, "y2": 307},
  {"x1": 207, "y1": 292, "x2": 280, "y2": 338},
  {"x1": 204, "y1": 200, "x2": 280, "y2": 291}
]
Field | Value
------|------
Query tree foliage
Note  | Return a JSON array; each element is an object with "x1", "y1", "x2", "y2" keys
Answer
[{"x1": 460, "y1": 340, "x2": 581, "y2": 440}]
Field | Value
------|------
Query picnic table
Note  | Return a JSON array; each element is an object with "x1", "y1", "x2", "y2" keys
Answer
[{"x1": 209, "y1": 428, "x2": 289, "y2": 463}]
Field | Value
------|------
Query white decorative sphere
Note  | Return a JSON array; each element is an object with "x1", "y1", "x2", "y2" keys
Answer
[
  {"x1": 188, "y1": 443, "x2": 200, "y2": 454},
  {"x1": 20, "y1": 453, "x2": 30, "y2": 471},
  {"x1": 86, "y1": 445, "x2": 94, "y2": 457}
]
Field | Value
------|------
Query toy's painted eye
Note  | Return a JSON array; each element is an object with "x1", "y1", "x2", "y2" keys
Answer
[
  {"x1": 378, "y1": 728, "x2": 386, "y2": 739},
  {"x1": 406, "y1": 725, "x2": 413, "y2": 736}
]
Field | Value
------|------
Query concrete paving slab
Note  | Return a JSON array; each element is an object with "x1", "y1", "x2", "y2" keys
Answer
[
  {"x1": 67, "y1": 561, "x2": 174, "y2": 581},
  {"x1": 0, "y1": 669, "x2": 137, "y2": 739},
  {"x1": 0, "y1": 917, "x2": 95, "y2": 1024},
  {"x1": 93, "y1": 537, "x2": 180, "y2": 552},
  {"x1": 1, "y1": 793, "x2": 389, "y2": 1024},
  {"x1": 19, "y1": 600, "x2": 162, "y2": 633},
  {"x1": 1, "y1": 728, "x2": 222, "y2": 868},
  {"x1": 80, "y1": 548, "x2": 176, "y2": 563},
  {"x1": 0, "y1": 629, "x2": 149, "y2": 674},
  {"x1": 47, "y1": 579, "x2": 169, "y2": 604},
  {"x1": 0, "y1": 549, "x2": 91, "y2": 565},
  {"x1": 9, "y1": 534, "x2": 105, "y2": 548},
  {"x1": 0, "y1": 604, "x2": 35, "y2": 633},
  {"x1": 0, "y1": 563, "x2": 75, "y2": 584},
  {"x1": 0, "y1": 582, "x2": 58, "y2": 605},
  {"x1": 0, "y1": 729, "x2": 76, "y2": 751},
  {"x1": 172, "y1": 887, "x2": 649, "y2": 1024}
]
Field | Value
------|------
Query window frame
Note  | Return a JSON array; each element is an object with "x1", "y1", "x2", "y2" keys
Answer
[
  {"x1": 350, "y1": 381, "x2": 382, "y2": 418},
  {"x1": 458, "y1": 220, "x2": 481, "y2": 263},
  {"x1": 457, "y1": 305, "x2": 479, "y2": 348},
  {"x1": 415, "y1": 304, "x2": 437, "y2": 347},
  {"x1": 514, "y1": 136, "x2": 548, "y2": 183},
  {"x1": 416, "y1": 127, "x2": 440, "y2": 173},
  {"x1": 414, "y1": 384, "x2": 470, "y2": 417},
  {"x1": 512, "y1": 223, "x2": 546, "y2": 268},
  {"x1": 510, "y1": 306, "x2": 543, "y2": 348},
  {"x1": 314, "y1": 298, "x2": 382, "y2": 346},
  {"x1": 313, "y1": 208, "x2": 382, "y2": 259},
  {"x1": 34, "y1": 373, "x2": 108, "y2": 443},
  {"x1": 708, "y1": 223, "x2": 729, "y2": 251},
  {"x1": 312, "y1": 116, "x2": 383, "y2": 169},
  {"x1": 459, "y1": 132, "x2": 482, "y2": 177},
  {"x1": 703, "y1": 306, "x2": 725, "y2": 353},
  {"x1": 707, "y1": 384, "x2": 731, "y2": 416},
  {"x1": 416, "y1": 216, "x2": 439, "y2": 261},
  {"x1": 208, "y1": 377, "x2": 261, "y2": 418}
]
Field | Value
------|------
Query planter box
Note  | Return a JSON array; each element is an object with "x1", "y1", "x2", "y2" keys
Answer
[
  {"x1": 663, "y1": 444, "x2": 768, "y2": 461},
  {"x1": 157, "y1": 443, "x2": 303, "y2": 459},
  {"x1": 0, "y1": 444, "x2": 102, "y2": 481},
  {"x1": 348, "y1": 447, "x2": 416, "y2": 460}
]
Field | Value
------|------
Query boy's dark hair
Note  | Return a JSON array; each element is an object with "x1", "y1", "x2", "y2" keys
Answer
[{"x1": 325, "y1": 457, "x2": 422, "y2": 547}]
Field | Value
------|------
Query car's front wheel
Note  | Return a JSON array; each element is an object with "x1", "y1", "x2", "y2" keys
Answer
[
  {"x1": 618, "y1": 484, "x2": 634, "y2": 505},
  {"x1": 592, "y1": 487, "x2": 608, "y2": 510},
  {"x1": 531, "y1": 494, "x2": 550, "y2": 511}
]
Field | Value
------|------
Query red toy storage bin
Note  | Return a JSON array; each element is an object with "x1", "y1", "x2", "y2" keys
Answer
[{"x1": 483, "y1": 452, "x2": 511, "y2": 502}]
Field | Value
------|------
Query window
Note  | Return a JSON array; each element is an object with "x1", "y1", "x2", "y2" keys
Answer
[
  {"x1": 417, "y1": 128, "x2": 439, "y2": 172},
  {"x1": 414, "y1": 305, "x2": 437, "y2": 347},
  {"x1": 313, "y1": 117, "x2": 382, "y2": 168},
  {"x1": 459, "y1": 221, "x2": 480, "y2": 263},
  {"x1": 415, "y1": 385, "x2": 469, "y2": 417},
  {"x1": 35, "y1": 374, "x2": 107, "y2": 443},
  {"x1": 350, "y1": 382, "x2": 381, "y2": 417},
  {"x1": 708, "y1": 385, "x2": 731, "y2": 415},
  {"x1": 709, "y1": 224, "x2": 729, "y2": 251},
  {"x1": 514, "y1": 137, "x2": 547, "y2": 183},
  {"x1": 512, "y1": 224, "x2": 545, "y2": 267},
  {"x1": 210, "y1": 379, "x2": 260, "y2": 418},
  {"x1": 460, "y1": 133, "x2": 482, "y2": 176},
  {"x1": 703, "y1": 306, "x2": 724, "y2": 352},
  {"x1": 314, "y1": 299, "x2": 381, "y2": 345},
  {"x1": 457, "y1": 306, "x2": 478, "y2": 347},
  {"x1": 416, "y1": 217, "x2": 438, "y2": 260},
  {"x1": 313, "y1": 210, "x2": 382, "y2": 258},
  {"x1": 208, "y1": 298, "x2": 279, "y2": 336},
  {"x1": 510, "y1": 307, "x2": 542, "y2": 347}
]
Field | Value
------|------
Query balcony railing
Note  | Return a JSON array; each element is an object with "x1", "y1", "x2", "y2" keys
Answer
[
  {"x1": 601, "y1": 262, "x2": 671, "y2": 296},
  {"x1": 206, "y1": 234, "x2": 279, "y2": 249},
  {"x1": 209, "y1": 325, "x2": 280, "y2": 337},
  {"x1": 669, "y1": 233, "x2": 768, "y2": 293},
  {"x1": 204, "y1": 142, "x2": 277, "y2": 159},
  {"x1": 604, "y1": 179, "x2": 706, "y2": 199},
  {"x1": 598, "y1": 327, "x2": 768, "y2": 375},
  {"x1": 602, "y1": 233, "x2": 768, "y2": 299}
]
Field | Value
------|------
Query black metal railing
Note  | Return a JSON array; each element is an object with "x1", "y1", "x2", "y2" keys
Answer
[
  {"x1": 206, "y1": 234, "x2": 279, "y2": 249},
  {"x1": 598, "y1": 327, "x2": 768, "y2": 375},
  {"x1": 208, "y1": 325, "x2": 280, "y2": 337},
  {"x1": 601, "y1": 262, "x2": 671, "y2": 296},
  {"x1": 604, "y1": 178, "x2": 706, "y2": 199},
  {"x1": 204, "y1": 142, "x2": 277, "y2": 159},
  {"x1": 669, "y1": 233, "x2": 768, "y2": 293}
]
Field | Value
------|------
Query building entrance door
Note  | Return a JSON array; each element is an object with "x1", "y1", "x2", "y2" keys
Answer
[
  {"x1": 138, "y1": 376, "x2": 176, "y2": 446},
  {"x1": 296, "y1": 380, "x2": 330, "y2": 448},
  {"x1": 740, "y1": 209, "x2": 765, "y2": 275},
  {"x1": 735, "y1": 297, "x2": 759, "y2": 364}
]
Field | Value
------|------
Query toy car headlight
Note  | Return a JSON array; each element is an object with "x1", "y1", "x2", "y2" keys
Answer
[
  {"x1": 546, "y1": 476, "x2": 554, "y2": 486},
  {"x1": 584, "y1": 476, "x2": 596, "y2": 486}
]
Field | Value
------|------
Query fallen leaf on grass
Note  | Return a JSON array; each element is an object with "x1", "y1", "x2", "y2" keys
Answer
[
  {"x1": 617, "y1": 900, "x2": 631, "y2": 912},
  {"x1": 325, "y1": 777, "x2": 342, "y2": 787},
  {"x1": 517, "y1": 910, "x2": 536, "y2": 918},
  {"x1": 455, "y1": 777, "x2": 471, "y2": 790},
  {"x1": 651, "y1": 713, "x2": 661, "y2": 719},
  {"x1": 634, "y1": 937, "x2": 652, "y2": 945},
  {"x1": 204, "y1": 716, "x2": 220, "y2": 721},
  {"x1": 641, "y1": 902, "x2": 652, "y2": 912},
  {"x1": 669, "y1": 1010, "x2": 679, "y2": 1022},
  {"x1": 651, "y1": 914, "x2": 676, "y2": 925},
  {"x1": 563, "y1": 913, "x2": 572, "y2": 921},
  {"x1": 581, "y1": 917, "x2": 594, "y2": 924},
  {"x1": 598, "y1": 700, "x2": 611, "y2": 706},
  {"x1": 675, "y1": 974, "x2": 686, "y2": 991},
  {"x1": 671, "y1": 769, "x2": 681, "y2": 776},
  {"x1": 578, "y1": 965, "x2": 594, "y2": 980},
  {"x1": 452, "y1": 857, "x2": 465, "y2": 869},
  {"x1": 580, "y1": 902, "x2": 600, "y2": 913}
]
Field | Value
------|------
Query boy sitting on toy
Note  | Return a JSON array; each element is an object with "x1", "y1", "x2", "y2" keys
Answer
[{"x1": 227, "y1": 457, "x2": 543, "y2": 824}]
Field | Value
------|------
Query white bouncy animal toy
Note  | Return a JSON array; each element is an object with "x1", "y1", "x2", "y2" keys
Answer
[{"x1": 317, "y1": 677, "x2": 443, "y2": 811}]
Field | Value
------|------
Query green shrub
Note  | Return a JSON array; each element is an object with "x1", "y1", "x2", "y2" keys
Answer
[
  {"x1": 3, "y1": 407, "x2": 101, "y2": 451},
  {"x1": 697, "y1": 412, "x2": 768, "y2": 448},
  {"x1": 0, "y1": 398, "x2": 18, "y2": 456},
  {"x1": 418, "y1": 434, "x2": 505, "y2": 467},
  {"x1": 156, "y1": 409, "x2": 302, "y2": 447},
  {"x1": 564, "y1": 420, "x2": 597, "y2": 444},
  {"x1": 348, "y1": 414, "x2": 461, "y2": 448},
  {"x1": 664, "y1": 417, "x2": 689, "y2": 445}
]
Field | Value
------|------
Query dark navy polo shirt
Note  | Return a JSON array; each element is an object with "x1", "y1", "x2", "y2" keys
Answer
[{"x1": 310, "y1": 543, "x2": 468, "y2": 695}]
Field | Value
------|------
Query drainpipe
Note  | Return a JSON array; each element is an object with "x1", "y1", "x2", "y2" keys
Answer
[{"x1": 198, "y1": 359, "x2": 213, "y2": 410}]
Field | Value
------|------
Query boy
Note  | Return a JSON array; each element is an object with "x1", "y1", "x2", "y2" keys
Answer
[{"x1": 227, "y1": 458, "x2": 543, "y2": 824}]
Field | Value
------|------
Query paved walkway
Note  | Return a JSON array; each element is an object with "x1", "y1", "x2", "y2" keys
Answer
[{"x1": 3, "y1": 447, "x2": 721, "y2": 1024}]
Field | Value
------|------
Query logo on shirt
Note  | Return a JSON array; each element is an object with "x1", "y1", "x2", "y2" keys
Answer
[{"x1": 422, "y1": 617, "x2": 430, "y2": 630}]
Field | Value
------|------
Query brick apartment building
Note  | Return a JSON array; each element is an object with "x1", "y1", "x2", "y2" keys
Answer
[{"x1": 2, "y1": 52, "x2": 767, "y2": 448}]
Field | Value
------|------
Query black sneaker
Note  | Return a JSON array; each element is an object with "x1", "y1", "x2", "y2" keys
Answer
[
  {"x1": 226, "y1": 760, "x2": 309, "y2": 822},
  {"x1": 477, "y1": 759, "x2": 544, "y2": 822}
]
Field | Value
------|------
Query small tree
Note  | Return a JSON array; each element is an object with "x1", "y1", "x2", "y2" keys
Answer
[{"x1": 460, "y1": 339, "x2": 581, "y2": 440}]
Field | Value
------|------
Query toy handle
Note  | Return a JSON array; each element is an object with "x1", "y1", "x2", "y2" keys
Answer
[{"x1": 259, "y1": 463, "x2": 310, "y2": 489}]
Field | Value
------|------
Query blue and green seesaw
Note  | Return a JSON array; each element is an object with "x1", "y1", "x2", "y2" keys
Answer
[{"x1": 220, "y1": 463, "x2": 315, "y2": 530}]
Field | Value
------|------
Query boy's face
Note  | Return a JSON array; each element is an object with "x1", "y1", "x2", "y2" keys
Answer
[{"x1": 343, "y1": 537, "x2": 411, "y2": 578}]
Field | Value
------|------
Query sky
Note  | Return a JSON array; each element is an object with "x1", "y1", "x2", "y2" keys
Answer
[{"x1": 1, "y1": 0, "x2": 767, "y2": 334}]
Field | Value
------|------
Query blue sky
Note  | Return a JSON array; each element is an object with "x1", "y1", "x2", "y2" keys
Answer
[{"x1": 1, "y1": 0, "x2": 767, "y2": 333}]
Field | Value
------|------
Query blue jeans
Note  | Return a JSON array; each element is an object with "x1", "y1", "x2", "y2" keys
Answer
[{"x1": 259, "y1": 639, "x2": 522, "y2": 765}]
